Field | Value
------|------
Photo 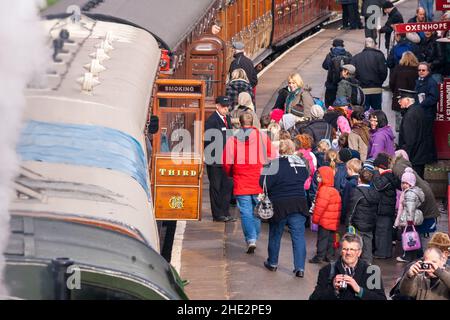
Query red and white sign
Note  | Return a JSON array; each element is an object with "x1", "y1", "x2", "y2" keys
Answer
[
  {"x1": 436, "y1": 0, "x2": 450, "y2": 11},
  {"x1": 434, "y1": 78, "x2": 450, "y2": 159},
  {"x1": 436, "y1": 78, "x2": 450, "y2": 122},
  {"x1": 394, "y1": 22, "x2": 450, "y2": 33}
]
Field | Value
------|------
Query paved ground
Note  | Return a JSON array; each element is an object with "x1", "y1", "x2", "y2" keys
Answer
[{"x1": 179, "y1": 0, "x2": 448, "y2": 300}]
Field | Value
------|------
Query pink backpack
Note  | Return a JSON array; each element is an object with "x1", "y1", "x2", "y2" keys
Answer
[{"x1": 298, "y1": 149, "x2": 315, "y2": 190}]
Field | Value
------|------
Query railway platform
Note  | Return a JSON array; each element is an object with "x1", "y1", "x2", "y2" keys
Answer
[{"x1": 178, "y1": 0, "x2": 449, "y2": 300}]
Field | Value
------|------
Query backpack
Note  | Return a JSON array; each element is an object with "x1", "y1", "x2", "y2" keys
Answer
[
  {"x1": 350, "y1": 83, "x2": 365, "y2": 106},
  {"x1": 329, "y1": 54, "x2": 351, "y2": 86}
]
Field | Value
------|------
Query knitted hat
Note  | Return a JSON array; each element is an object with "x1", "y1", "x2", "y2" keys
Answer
[
  {"x1": 332, "y1": 38, "x2": 344, "y2": 47},
  {"x1": 281, "y1": 114, "x2": 296, "y2": 130},
  {"x1": 373, "y1": 153, "x2": 390, "y2": 169},
  {"x1": 270, "y1": 109, "x2": 284, "y2": 123},
  {"x1": 401, "y1": 167, "x2": 416, "y2": 187},
  {"x1": 395, "y1": 149, "x2": 409, "y2": 161},
  {"x1": 339, "y1": 148, "x2": 353, "y2": 163},
  {"x1": 428, "y1": 232, "x2": 450, "y2": 251},
  {"x1": 311, "y1": 104, "x2": 325, "y2": 119},
  {"x1": 363, "y1": 158, "x2": 375, "y2": 171}
]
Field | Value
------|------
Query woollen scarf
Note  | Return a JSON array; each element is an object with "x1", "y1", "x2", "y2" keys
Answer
[{"x1": 285, "y1": 88, "x2": 302, "y2": 114}]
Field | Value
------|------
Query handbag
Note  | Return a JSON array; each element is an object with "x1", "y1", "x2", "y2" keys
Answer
[
  {"x1": 290, "y1": 103, "x2": 305, "y2": 117},
  {"x1": 402, "y1": 224, "x2": 421, "y2": 251},
  {"x1": 254, "y1": 175, "x2": 274, "y2": 220},
  {"x1": 310, "y1": 216, "x2": 318, "y2": 232}
]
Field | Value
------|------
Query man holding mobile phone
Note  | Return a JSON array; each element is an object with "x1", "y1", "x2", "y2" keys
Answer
[{"x1": 399, "y1": 247, "x2": 450, "y2": 300}]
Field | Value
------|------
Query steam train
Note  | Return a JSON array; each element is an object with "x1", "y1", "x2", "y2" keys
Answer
[
  {"x1": 45, "y1": 0, "x2": 333, "y2": 111},
  {"x1": 4, "y1": 11, "x2": 187, "y2": 300},
  {"x1": 4, "y1": 0, "x2": 337, "y2": 299}
]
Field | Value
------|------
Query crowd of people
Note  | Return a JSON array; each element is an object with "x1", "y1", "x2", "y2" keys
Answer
[{"x1": 202, "y1": 0, "x2": 449, "y2": 300}]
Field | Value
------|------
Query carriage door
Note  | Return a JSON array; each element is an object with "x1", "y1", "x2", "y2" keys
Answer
[
  {"x1": 151, "y1": 79, "x2": 205, "y2": 220},
  {"x1": 187, "y1": 36, "x2": 226, "y2": 118}
]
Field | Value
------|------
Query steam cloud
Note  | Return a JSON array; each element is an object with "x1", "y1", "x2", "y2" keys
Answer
[{"x1": 0, "y1": 0, "x2": 48, "y2": 297}]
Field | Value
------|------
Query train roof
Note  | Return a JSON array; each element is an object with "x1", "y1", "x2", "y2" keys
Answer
[
  {"x1": 13, "y1": 16, "x2": 161, "y2": 250},
  {"x1": 43, "y1": 0, "x2": 217, "y2": 50}
]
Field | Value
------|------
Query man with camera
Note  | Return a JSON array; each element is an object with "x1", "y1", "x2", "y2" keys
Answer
[
  {"x1": 399, "y1": 247, "x2": 450, "y2": 300},
  {"x1": 309, "y1": 233, "x2": 386, "y2": 300}
]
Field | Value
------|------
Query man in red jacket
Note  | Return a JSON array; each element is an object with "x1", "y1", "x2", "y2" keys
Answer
[{"x1": 223, "y1": 112, "x2": 275, "y2": 254}]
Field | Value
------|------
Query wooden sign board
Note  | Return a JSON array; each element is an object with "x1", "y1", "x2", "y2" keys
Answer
[{"x1": 153, "y1": 156, "x2": 202, "y2": 220}]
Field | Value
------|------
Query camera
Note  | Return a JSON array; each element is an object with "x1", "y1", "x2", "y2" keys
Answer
[
  {"x1": 340, "y1": 281, "x2": 347, "y2": 289},
  {"x1": 420, "y1": 262, "x2": 431, "y2": 270}
]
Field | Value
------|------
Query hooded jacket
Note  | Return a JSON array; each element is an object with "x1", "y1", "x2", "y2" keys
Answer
[
  {"x1": 372, "y1": 170, "x2": 398, "y2": 217},
  {"x1": 223, "y1": 127, "x2": 274, "y2": 195},
  {"x1": 395, "y1": 186, "x2": 425, "y2": 227},
  {"x1": 392, "y1": 156, "x2": 440, "y2": 220},
  {"x1": 368, "y1": 126, "x2": 395, "y2": 159},
  {"x1": 347, "y1": 184, "x2": 380, "y2": 232},
  {"x1": 312, "y1": 166, "x2": 342, "y2": 231},
  {"x1": 322, "y1": 47, "x2": 353, "y2": 89}
]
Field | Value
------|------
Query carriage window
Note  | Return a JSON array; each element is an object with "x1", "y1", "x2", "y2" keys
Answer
[{"x1": 193, "y1": 73, "x2": 213, "y2": 97}]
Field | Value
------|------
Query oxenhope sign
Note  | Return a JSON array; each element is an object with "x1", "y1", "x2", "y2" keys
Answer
[
  {"x1": 436, "y1": 0, "x2": 450, "y2": 11},
  {"x1": 394, "y1": 22, "x2": 450, "y2": 33}
]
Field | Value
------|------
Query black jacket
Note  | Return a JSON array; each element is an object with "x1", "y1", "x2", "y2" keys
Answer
[
  {"x1": 322, "y1": 47, "x2": 353, "y2": 89},
  {"x1": 309, "y1": 257, "x2": 387, "y2": 300},
  {"x1": 351, "y1": 47, "x2": 387, "y2": 88},
  {"x1": 204, "y1": 111, "x2": 232, "y2": 166},
  {"x1": 415, "y1": 74, "x2": 439, "y2": 121},
  {"x1": 418, "y1": 34, "x2": 445, "y2": 75},
  {"x1": 347, "y1": 185, "x2": 379, "y2": 232},
  {"x1": 399, "y1": 103, "x2": 435, "y2": 166},
  {"x1": 380, "y1": 7, "x2": 404, "y2": 35},
  {"x1": 229, "y1": 52, "x2": 258, "y2": 88},
  {"x1": 372, "y1": 171, "x2": 398, "y2": 217},
  {"x1": 389, "y1": 65, "x2": 418, "y2": 111},
  {"x1": 261, "y1": 157, "x2": 308, "y2": 201}
]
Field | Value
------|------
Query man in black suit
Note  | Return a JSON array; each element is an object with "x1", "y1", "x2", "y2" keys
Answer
[
  {"x1": 398, "y1": 89, "x2": 434, "y2": 179},
  {"x1": 204, "y1": 96, "x2": 236, "y2": 222}
]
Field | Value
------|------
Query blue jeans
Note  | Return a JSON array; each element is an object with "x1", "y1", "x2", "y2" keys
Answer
[
  {"x1": 267, "y1": 213, "x2": 307, "y2": 272},
  {"x1": 364, "y1": 93, "x2": 382, "y2": 111},
  {"x1": 236, "y1": 195, "x2": 261, "y2": 244},
  {"x1": 419, "y1": 0, "x2": 434, "y2": 21}
]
